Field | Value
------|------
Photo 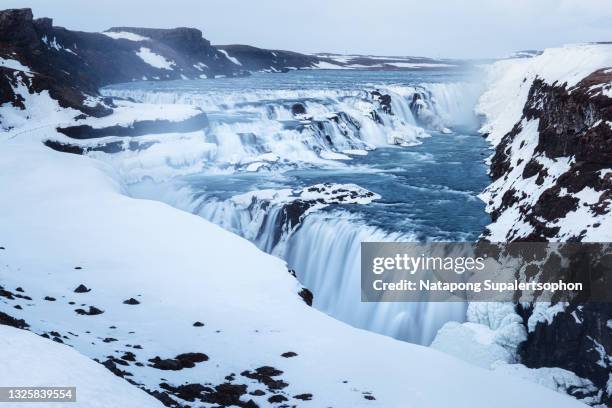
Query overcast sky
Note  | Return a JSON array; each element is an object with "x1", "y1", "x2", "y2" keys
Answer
[{"x1": 6, "y1": 0, "x2": 612, "y2": 58}]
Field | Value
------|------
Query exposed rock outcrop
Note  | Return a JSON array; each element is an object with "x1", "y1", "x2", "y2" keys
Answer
[
  {"x1": 0, "y1": 8, "x2": 246, "y2": 120},
  {"x1": 215, "y1": 44, "x2": 320, "y2": 72},
  {"x1": 481, "y1": 56, "x2": 612, "y2": 405}
]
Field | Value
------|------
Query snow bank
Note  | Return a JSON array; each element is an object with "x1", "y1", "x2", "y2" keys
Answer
[
  {"x1": 0, "y1": 326, "x2": 164, "y2": 408},
  {"x1": 135, "y1": 47, "x2": 175, "y2": 70},
  {"x1": 72, "y1": 100, "x2": 203, "y2": 128},
  {"x1": 102, "y1": 31, "x2": 150, "y2": 42},
  {"x1": 0, "y1": 56, "x2": 31, "y2": 73}
]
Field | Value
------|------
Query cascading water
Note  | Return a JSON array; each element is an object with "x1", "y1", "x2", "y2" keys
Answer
[{"x1": 99, "y1": 69, "x2": 490, "y2": 346}]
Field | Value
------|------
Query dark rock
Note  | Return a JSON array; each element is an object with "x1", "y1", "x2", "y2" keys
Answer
[
  {"x1": 281, "y1": 351, "x2": 297, "y2": 358},
  {"x1": 291, "y1": 103, "x2": 307, "y2": 116},
  {"x1": 123, "y1": 298, "x2": 140, "y2": 305},
  {"x1": 57, "y1": 112, "x2": 209, "y2": 140},
  {"x1": 74, "y1": 284, "x2": 91, "y2": 293},
  {"x1": 121, "y1": 351, "x2": 136, "y2": 362},
  {"x1": 486, "y1": 68, "x2": 612, "y2": 403},
  {"x1": 268, "y1": 394, "x2": 288, "y2": 403},
  {"x1": 43, "y1": 296, "x2": 56, "y2": 301},
  {"x1": 159, "y1": 382, "x2": 211, "y2": 402},
  {"x1": 215, "y1": 44, "x2": 320, "y2": 72},
  {"x1": 193, "y1": 321, "x2": 204, "y2": 327},
  {"x1": 148, "y1": 352, "x2": 208, "y2": 370},
  {"x1": 293, "y1": 393, "x2": 312, "y2": 400},
  {"x1": 0, "y1": 286, "x2": 15, "y2": 299},
  {"x1": 74, "y1": 306, "x2": 104, "y2": 315},
  {"x1": 0, "y1": 311, "x2": 29, "y2": 328},
  {"x1": 370, "y1": 90, "x2": 392, "y2": 114},
  {"x1": 101, "y1": 358, "x2": 132, "y2": 378},
  {"x1": 201, "y1": 383, "x2": 249, "y2": 407},
  {"x1": 298, "y1": 288, "x2": 313, "y2": 306},
  {"x1": 241, "y1": 366, "x2": 288, "y2": 391}
]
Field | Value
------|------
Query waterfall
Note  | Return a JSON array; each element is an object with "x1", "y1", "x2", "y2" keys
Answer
[
  {"x1": 285, "y1": 212, "x2": 467, "y2": 344},
  {"x1": 99, "y1": 82, "x2": 478, "y2": 174},
  {"x1": 157, "y1": 188, "x2": 468, "y2": 345},
  {"x1": 101, "y1": 78, "x2": 481, "y2": 346}
]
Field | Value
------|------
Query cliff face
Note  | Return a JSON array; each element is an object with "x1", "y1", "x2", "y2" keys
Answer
[
  {"x1": 486, "y1": 70, "x2": 612, "y2": 241},
  {"x1": 478, "y1": 45, "x2": 612, "y2": 405},
  {"x1": 215, "y1": 45, "x2": 321, "y2": 72},
  {"x1": 0, "y1": 8, "x2": 247, "y2": 119}
]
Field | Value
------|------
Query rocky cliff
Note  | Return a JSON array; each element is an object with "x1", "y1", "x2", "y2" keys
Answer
[
  {"x1": 0, "y1": 8, "x2": 247, "y2": 119},
  {"x1": 215, "y1": 44, "x2": 321, "y2": 72},
  {"x1": 477, "y1": 44, "x2": 612, "y2": 405}
]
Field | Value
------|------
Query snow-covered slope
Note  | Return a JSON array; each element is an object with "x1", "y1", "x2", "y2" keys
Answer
[
  {"x1": 0, "y1": 117, "x2": 588, "y2": 408},
  {"x1": 0, "y1": 63, "x2": 587, "y2": 408},
  {"x1": 0, "y1": 326, "x2": 165, "y2": 408}
]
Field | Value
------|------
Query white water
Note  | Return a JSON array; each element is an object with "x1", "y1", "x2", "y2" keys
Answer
[
  {"x1": 101, "y1": 80, "x2": 480, "y2": 175},
  {"x1": 285, "y1": 212, "x2": 468, "y2": 344},
  {"x1": 103, "y1": 72, "x2": 485, "y2": 346}
]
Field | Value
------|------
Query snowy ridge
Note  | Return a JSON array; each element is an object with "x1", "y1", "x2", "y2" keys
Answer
[{"x1": 0, "y1": 326, "x2": 165, "y2": 408}]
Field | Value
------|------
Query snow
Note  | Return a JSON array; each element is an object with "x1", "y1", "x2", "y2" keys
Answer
[
  {"x1": 72, "y1": 100, "x2": 203, "y2": 128},
  {"x1": 231, "y1": 183, "x2": 380, "y2": 208},
  {"x1": 492, "y1": 362, "x2": 599, "y2": 405},
  {"x1": 218, "y1": 49, "x2": 242, "y2": 66},
  {"x1": 135, "y1": 47, "x2": 175, "y2": 70},
  {"x1": 0, "y1": 56, "x2": 31, "y2": 73},
  {"x1": 432, "y1": 303, "x2": 527, "y2": 369},
  {"x1": 41, "y1": 35, "x2": 77, "y2": 55},
  {"x1": 0, "y1": 326, "x2": 165, "y2": 408},
  {"x1": 102, "y1": 31, "x2": 150, "y2": 42},
  {"x1": 0, "y1": 130, "x2": 586, "y2": 407},
  {"x1": 432, "y1": 302, "x2": 596, "y2": 404},
  {"x1": 431, "y1": 321, "x2": 516, "y2": 369}
]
